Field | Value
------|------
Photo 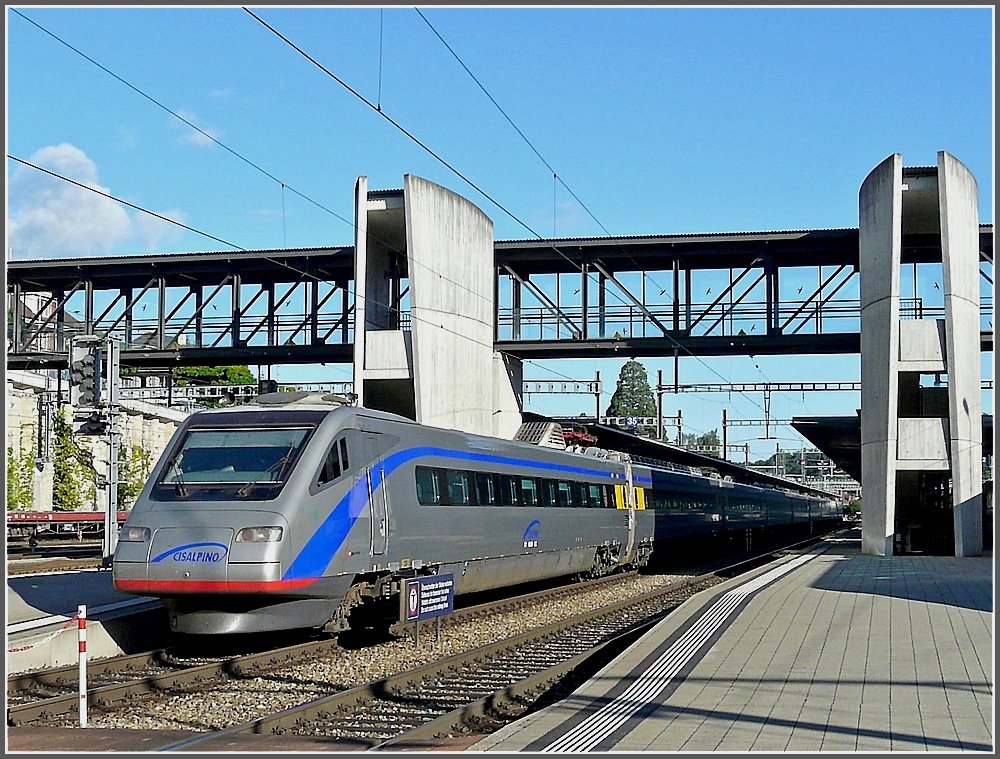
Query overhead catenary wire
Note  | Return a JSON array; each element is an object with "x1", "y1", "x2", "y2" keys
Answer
[
  {"x1": 7, "y1": 155, "x2": 247, "y2": 252},
  {"x1": 412, "y1": 9, "x2": 779, "y2": 418},
  {"x1": 15, "y1": 8, "x2": 769, "y2": 418},
  {"x1": 8, "y1": 8, "x2": 496, "y2": 310},
  {"x1": 245, "y1": 8, "x2": 769, "y2": 417}
]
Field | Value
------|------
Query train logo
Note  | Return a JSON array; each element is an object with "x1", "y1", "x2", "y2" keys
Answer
[
  {"x1": 523, "y1": 519, "x2": 541, "y2": 548},
  {"x1": 151, "y1": 542, "x2": 229, "y2": 564}
]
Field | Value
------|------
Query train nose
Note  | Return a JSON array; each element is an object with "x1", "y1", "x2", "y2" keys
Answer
[{"x1": 148, "y1": 528, "x2": 234, "y2": 583}]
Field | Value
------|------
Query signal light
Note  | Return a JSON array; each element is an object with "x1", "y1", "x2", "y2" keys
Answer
[{"x1": 69, "y1": 341, "x2": 102, "y2": 409}]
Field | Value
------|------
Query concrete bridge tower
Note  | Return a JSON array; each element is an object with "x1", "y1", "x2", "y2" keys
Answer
[
  {"x1": 351, "y1": 174, "x2": 523, "y2": 439},
  {"x1": 859, "y1": 152, "x2": 983, "y2": 557}
]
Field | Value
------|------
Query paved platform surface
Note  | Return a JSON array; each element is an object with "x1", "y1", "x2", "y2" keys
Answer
[{"x1": 473, "y1": 530, "x2": 994, "y2": 752}]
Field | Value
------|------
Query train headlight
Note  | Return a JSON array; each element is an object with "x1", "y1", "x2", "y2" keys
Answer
[
  {"x1": 236, "y1": 526, "x2": 283, "y2": 543},
  {"x1": 121, "y1": 526, "x2": 151, "y2": 542}
]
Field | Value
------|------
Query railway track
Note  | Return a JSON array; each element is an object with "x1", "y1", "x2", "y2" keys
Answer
[
  {"x1": 8, "y1": 533, "x2": 834, "y2": 742},
  {"x1": 168, "y1": 574, "x2": 719, "y2": 751},
  {"x1": 6, "y1": 572, "x2": 635, "y2": 726}
]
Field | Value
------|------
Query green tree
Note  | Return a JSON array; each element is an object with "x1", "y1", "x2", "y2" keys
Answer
[
  {"x1": 118, "y1": 444, "x2": 154, "y2": 508},
  {"x1": 173, "y1": 365, "x2": 255, "y2": 386},
  {"x1": 51, "y1": 407, "x2": 96, "y2": 511},
  {"x1": 6, "y1": 443, "x2": 35, "y2": 511},
  {"x1": 605, "y1": 359, "x2": 657, "y2": 436},
  {"x1": 682, "y1": 429, "x2": 722, "y2": 457}
]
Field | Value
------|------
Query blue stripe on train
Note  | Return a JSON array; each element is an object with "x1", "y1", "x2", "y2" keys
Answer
[{"x1": 283, "y1": 445, "x2": 648, "y2": 580}]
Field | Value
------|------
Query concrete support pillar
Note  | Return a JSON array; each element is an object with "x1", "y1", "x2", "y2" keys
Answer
[
  {"x1": 938, "y1": 153, "x2": 983, "y2": 557},
  {"x1": 859, "y1": 152, "x2": 983, "y2": 557},
  {"x1": 353, "y1": 174, "x2": 522, "y2": 438},
  {"x1": 859, "y1": 154, "x2": 903, "y2": 557}
]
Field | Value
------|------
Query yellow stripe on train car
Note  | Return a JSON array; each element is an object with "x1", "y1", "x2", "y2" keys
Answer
[
  {"x1": 615, "y1": 484, "x2": 626, "y2": 509},
  {"x1": 635, "y1": 486, "x2": 646, "y2": 511}
]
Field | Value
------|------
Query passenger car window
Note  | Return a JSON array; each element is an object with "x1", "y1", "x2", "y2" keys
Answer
[
  {"x1": 447, "y1": 470, "x2": 471, "y2": 505},
  {"x1": 415, "y1": 466, "x2": 441, "y2": 505},
  {"x1": 475, "y1": 472, "x2": 495, "y2": 505}
]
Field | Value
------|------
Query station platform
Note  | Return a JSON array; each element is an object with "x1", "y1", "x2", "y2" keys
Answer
[
  {"x1": 473, "y1": 529, "x2": 994, "y2": 752},
  {"x1": 6, "y1": 563, "x2": 166, "y2": 673}
]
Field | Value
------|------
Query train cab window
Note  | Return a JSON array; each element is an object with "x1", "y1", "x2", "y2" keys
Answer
[
  {"x1": 153, "y1": 425, "x2": 313, "y2": 502},
  {"x1": 520, "y1": 477, "x2": 538, "y2": 506},
  {"x1": 317, "y1": 436, "x2": 350, "y2": 486},
  {"x1": 415, "y1": 466, "x2": 441, "y2": 505},
  {"x1": 446, "y1": 470, "x2": 471, "y2": 505},
  {"x1": 339, "y1": 438, "x2": 349, "y2": 472},
  {"x1": 475, "y1": 472, "x2": 495, "y2": 505}
]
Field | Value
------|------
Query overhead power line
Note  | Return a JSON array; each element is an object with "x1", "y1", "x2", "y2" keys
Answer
[
  {"x1": 7, "y1": 152, "x2": 585, "y2": 387},
  {"x1": 10, "y1": 8, "x2": 501, "y2": 309},
  {"x1": 7, "y1": 155, "x2": 246, "y2": 251}
]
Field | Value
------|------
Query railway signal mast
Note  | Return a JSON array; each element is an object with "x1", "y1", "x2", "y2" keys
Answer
[{"x1": 68, "y1": 335, "x2": 122, "y2": 566}]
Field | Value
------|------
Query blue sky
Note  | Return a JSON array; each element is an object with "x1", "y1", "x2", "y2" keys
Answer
[{"x1": 5, "y1": 5, "x2": 994, "y2": 462}]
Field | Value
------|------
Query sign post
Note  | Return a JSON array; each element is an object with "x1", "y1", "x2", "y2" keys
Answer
[{"x1": 400, "y1": 574, "x2": 455, "y2": 648}]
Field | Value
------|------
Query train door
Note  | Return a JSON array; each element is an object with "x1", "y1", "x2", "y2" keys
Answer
[
  {"x1": 360, "y1": 432, "x2": 388, "y2": 557},
  {"x1": 620, "y1": 460, "x2": 636, "y2": 565}
]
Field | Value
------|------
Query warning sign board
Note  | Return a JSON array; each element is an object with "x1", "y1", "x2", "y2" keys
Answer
[{"x1": 401, "y1": 574, "x2": 455, "y2": 622}]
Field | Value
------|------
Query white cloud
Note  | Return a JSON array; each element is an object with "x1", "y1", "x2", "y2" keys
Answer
[
  {"x1": 172, "y1": 109, "x2": 219, "y2": 147},
  {"x1": 7, "y1": 143, "x2": 184, "y2": 260}
]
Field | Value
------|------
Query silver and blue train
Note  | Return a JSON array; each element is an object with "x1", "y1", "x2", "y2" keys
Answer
[{"x1": 112, "y1": 392, "x2": 840, "y2": 635}]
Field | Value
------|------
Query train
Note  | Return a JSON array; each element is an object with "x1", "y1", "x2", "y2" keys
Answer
[
  {"x1": 112, "y1": 391, "x2": 841, "y2": 635},
  {"x1": 7, "y1": 510, "x2": 130, "y2": 541}
]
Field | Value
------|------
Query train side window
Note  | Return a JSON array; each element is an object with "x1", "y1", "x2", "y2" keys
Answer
[
  {"x1": 539, "y1": 479, "x2": 556, "y2": 507},
  {"x1": 556, "y1": 481, "x2": 571, "y2": 507},
  {"x1": 446, "y1": 470, "x2": 471, "y2": 505},
  {"x1": 415, "y1": 466, "x2": 441, "y2": 505},
  {"x1": 569, "y1": 481, "x2": 584, "y2": 507},
  {"x1": 475, "y1": 472, "x2": 495, "y2": 505},
  {"x1": 586, "y1": 484, "x2": 603, "y2": 508},
  {"x1": 520, "y1": 477, "x2": 538, "y2": 506},
  {"x1": 498, "y1": 475, "x2": 518, "y2": 506}
]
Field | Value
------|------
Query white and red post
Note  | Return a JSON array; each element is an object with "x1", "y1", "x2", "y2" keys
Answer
[{"x1": 77, "y1": 604, "x2": 87, "y2": 727}]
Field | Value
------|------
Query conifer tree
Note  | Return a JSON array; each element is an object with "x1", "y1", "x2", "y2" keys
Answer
[{"x1": 605, "y1": 359, "x2": 657, "y2": 434}]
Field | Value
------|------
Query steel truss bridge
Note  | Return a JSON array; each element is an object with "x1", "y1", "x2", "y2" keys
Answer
[{"x1": 7, "y1": 226, "x2": 993, "y2": 371}]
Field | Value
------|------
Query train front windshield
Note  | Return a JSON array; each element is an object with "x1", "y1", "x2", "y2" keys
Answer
[{"x1": 152, "y1": 426, "x2": 314, "y2": 501}]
